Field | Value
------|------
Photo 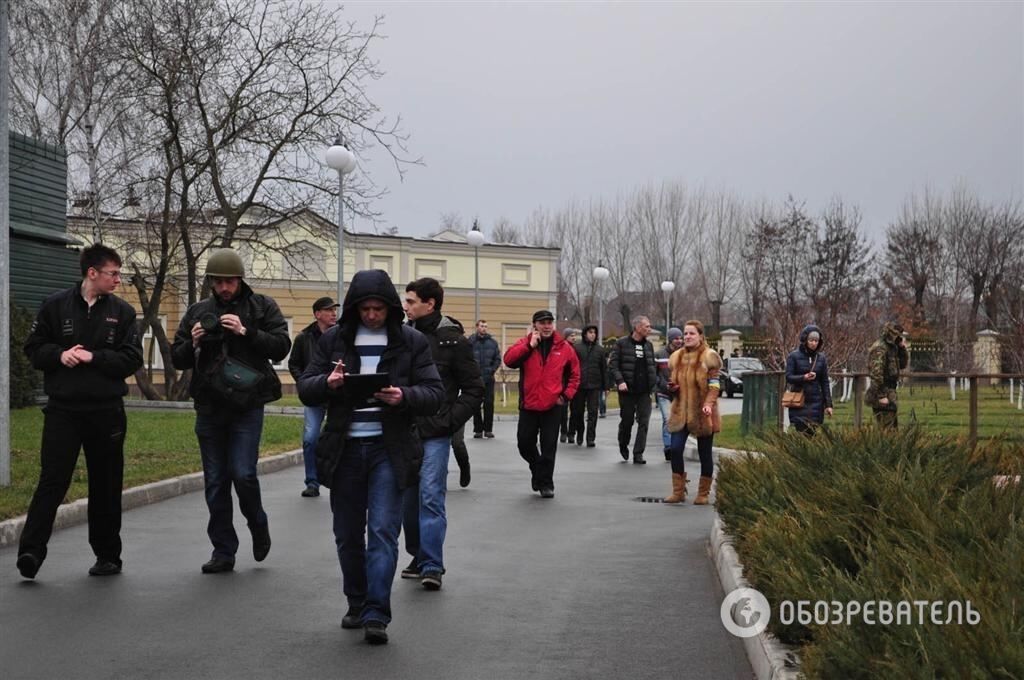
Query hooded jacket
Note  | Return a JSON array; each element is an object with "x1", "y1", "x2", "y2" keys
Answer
[
  {"x1": 666, "y1": 340, "x2": 723, "y2": 437},
  {"x1": 296, "y1": 269, "x2": 444, "y2": 489},
  {"x1": 503, "y1": 330, "x2": 581, "y2": 412},
  {"x1": 865, "y1": 322, "x2": 909, "y2": 410},
  {"x1": 784, "y1": 324, "x2": 833, "y2": 426},
  {"x1": 25, "y1": 285, "x2": 144, "y2": 408},
  {"x1": 410, "y1": 310, "x2": 484, "y2": 438},
  {"x1": 171, "y1": 280, "x2": 291, "y2": 412},
  {"x1": 573, "y1": 325, "x2": 608, "y2": 391}
]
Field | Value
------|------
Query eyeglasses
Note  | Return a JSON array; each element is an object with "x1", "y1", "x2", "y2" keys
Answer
[{"x1": 96, "y1": 269, "x2": 122, "y2": 279}]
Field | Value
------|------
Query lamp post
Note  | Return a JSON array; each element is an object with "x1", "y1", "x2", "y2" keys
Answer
[
  {"x1": 660, "y1": 280, "x2": 675, "y2": 336},
  {"x1": 325, "y1": 135, "x2": 357, "y2": 303},
  {"x1": 593, "y1": 262, "x2": 610, "y2": 341},
  {"x1": 466, "y1": 225, "x2": 485, "y2": 324}
]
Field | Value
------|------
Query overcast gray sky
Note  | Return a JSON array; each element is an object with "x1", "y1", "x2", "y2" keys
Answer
[{"x1": 338, "y1": 1, "x2": 1023, "y2": 244}]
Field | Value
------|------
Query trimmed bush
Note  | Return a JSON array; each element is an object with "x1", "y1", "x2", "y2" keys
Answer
[
  {"x1": 10, "y1": 304, "x2": 40, "y2": 408},
  {"x1": 716, "y1": 427, "x2": 1024, "y2": 678}
]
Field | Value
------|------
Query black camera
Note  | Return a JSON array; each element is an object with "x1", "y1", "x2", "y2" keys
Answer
[{"x1": 198, "y1": 312, "x2": 223, "y2": 338}]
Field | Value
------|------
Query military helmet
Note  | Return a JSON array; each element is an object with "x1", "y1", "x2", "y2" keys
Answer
[{"x1": 205, "y1": 248, "x2": 245, "y2": 278}]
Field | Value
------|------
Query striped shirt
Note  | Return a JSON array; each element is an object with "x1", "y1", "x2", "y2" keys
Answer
[{"x1": 347, "y1": 326, "x2": 387, "y2": 438}]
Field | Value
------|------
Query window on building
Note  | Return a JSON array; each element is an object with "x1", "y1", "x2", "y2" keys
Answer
[
  {"x1": 274, "y1": 317, "x2": 294, "y2": 370},
  {"x1": 370, "y1": 255, "x2": 394, "y2": 275},
  {"x1": 283, "y1": 241, "x2": 326, "y2": 280},
  {"x1": 414, "y1": 258, "x2": 446, "y2": 282},
  {"x1": 141, "y1": 316, "x2": 169, "y2": 370},
  {"x1": 502, "y1": 263, "x2": 531, "y2": 286}
]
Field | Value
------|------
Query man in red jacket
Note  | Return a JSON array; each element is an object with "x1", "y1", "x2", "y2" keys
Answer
[{"x1": 503, "y1": 310, "x2": 580, "y2": 498}]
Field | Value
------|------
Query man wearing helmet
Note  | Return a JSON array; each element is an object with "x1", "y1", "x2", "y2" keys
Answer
[{"x1": 171, "y1": 248, "x2": 291, "y2": 574}]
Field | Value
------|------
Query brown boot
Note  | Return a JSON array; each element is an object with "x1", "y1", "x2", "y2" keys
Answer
[
  {"x1": 663, "y1": 472, "x2": 688, "y2": 503},
  {"x1": 693, "y1": 476, "x2": 713, "y2": 505}
]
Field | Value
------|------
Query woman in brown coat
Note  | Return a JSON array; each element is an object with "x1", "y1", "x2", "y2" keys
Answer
[{"x1": 663, "y1": 320, "x2": 722, "y2": 505}]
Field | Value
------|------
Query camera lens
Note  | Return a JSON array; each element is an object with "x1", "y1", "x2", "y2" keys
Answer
[{"x1": 199, "y1": 313, "x2": 221, "y2": 333}]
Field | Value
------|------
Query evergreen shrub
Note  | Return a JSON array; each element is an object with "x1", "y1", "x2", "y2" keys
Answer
[
  {"x1": 10, "y1": 304, "x2": 40, "y2": 408},
  {"x1": 716, "y1": 427, "x2": 1024, "y2": 678}
]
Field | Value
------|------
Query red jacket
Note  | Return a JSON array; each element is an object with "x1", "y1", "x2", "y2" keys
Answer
[{"x1": 504, "y1": 331, "x2": 581, "y2": 412}]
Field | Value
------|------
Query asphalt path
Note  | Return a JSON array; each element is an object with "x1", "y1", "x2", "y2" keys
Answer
[{"x1": 0, "y1": 409, "x2": 752, "y2": 680}]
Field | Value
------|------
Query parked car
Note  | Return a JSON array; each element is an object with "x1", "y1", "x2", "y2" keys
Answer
[{"x1": 720, "y1": 356, "x2": 765, "y2": 398}]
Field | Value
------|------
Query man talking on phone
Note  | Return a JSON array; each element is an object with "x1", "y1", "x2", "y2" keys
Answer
[
  {"x1": 865, "y1": 321, "x2": 909, "y2": 430},
  {"x1": 503, "y1": 310, "x2": 580, "y2": 498},
  {"x1": 297, "y1": 269, "x2": 443, "y2": 646}
]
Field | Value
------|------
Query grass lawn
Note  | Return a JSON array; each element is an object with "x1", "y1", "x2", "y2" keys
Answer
[{"x1": 0, "y1": 408, "x2": 301, "y2": 521}]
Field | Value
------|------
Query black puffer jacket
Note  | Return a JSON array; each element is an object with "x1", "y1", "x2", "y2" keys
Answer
[
  {"x1": 287, "y1": 320, "x2": 325, "y2": 382},
  {"x1": 784, "y1": 324, "x2": 833, "y2": 426},
  {"x1": 608, "y1": 334, "x2": 657, "y2": 394},
  {"x1": 296, "y1": 270, "x2": 444, "y2": 489},
  {"x1": 410, "y1": 310, "x2": 484, "y2": 438},
  {"x1": 469, "y1": 332, "x2": 502, "y2": 380},
  {"x1": 171, "y1": 281, "x2": 291, "y2": 412},
  {"x1": 574, "y1": 329, "x2": 608, "y2": 390}
]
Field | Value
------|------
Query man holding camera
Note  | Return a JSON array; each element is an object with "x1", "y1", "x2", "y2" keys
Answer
[
  {"x1": 865, "y1": 321, "x2": 909, "y2": 430},
  {"x1": 171, "y1": 248, "x2": 291, "y2": 574}
]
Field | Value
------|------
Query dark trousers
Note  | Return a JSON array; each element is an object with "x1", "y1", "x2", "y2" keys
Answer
[
  {"x1": 473, "y1": 377, "x2": 496, "y2": 434},
  {"x1": 618, "y1": 391, "x2": 653, "y2": 457},
  {"x1": 669, "y1": 427, "x2": 714, "y2": 477},
  {"x1": 19, "y1": 404, "x2": 127, "y2": 565},
  {"x1": 569, "y1": 388, "x2": 601, "y2": 444},
  {"x1": 517, "y1": 407, "x2": 561, "y2": 489},
  {"x1": 873, "y1": 409, "x2": 898, "y2": 430},
  {"x1": 560, "y1": 402, "x2": 570, "y2": 438}
]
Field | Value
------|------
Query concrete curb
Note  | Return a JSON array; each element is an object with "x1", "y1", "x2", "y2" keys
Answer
[{"x1": 0, "y1": 449, "x2": 303, "y2": 549}]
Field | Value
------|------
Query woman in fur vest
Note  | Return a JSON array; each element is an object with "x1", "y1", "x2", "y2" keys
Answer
[{"x1": 663, "y1": 320, "x2": 722, "y2": 505}]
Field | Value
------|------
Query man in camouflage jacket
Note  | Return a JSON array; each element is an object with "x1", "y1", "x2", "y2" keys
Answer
[{"x1": 864, "y1": 322, "x2": 909, "y2": 430}]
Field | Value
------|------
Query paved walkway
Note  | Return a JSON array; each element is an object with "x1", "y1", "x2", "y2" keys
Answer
[{"x1": 0, "y1": 412, "x2": 752, "y2": 680}]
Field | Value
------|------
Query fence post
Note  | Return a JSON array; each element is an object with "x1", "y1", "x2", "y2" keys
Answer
[
  {"x1": 949, "y1": 370, "x2": 957, "y2": 401},
  {"x1": 777, "y1": 372, "x2": 786, "y2": 432},
  {"x1": 968, "y1": 375, "x2": 979, "y2": 450},
  {"x1": 853, "y1": 375, "x2": 864, "y2": 427}
]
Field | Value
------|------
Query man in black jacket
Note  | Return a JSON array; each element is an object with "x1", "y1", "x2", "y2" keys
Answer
[
  {"x1": 570, "y1": 325, "x2": 607, "y2": 447},
  {"x1": 171, "y1": 248, "x2": 291, "y2": 575},
  {"x1": 469, "y1": 319, "x2": 501, "y2": 438},
  {"x1": 297, "y1": 269, "x2": 443, "y2": 645},
  {"x1": 399, "y1": 278, "x2": 483, "y2": 589},
  {"x1": 17, "y1": 245, "x2": 143, "y2": 580},
  {"x1": 608, "y1": 315, "x2": 657, "y2": 464},
  {"x1": 288, "y1": 296, "x2": 339, "y2": 498}
]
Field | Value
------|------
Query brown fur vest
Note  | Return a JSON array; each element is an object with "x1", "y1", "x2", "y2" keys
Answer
[{"x1": 666, "y1": 343, "x2": 723, "y2": 437}]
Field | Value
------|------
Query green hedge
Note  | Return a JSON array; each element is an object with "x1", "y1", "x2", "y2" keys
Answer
[
  {"x1": 716, "y1": 427, "x2": 1024, "y2": 678},
  {"x1": 10, "y1": 304, "x2": 40, "y2": 408}
]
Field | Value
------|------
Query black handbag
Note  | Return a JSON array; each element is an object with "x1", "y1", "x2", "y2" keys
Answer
[{"x1": 208, "y1": 345, "x2": 265, "y2": 411}]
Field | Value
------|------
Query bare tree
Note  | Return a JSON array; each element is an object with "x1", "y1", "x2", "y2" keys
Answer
[
  {"x1": 809, "y1": 196, "x2": 873, "y2": 326},
  {"x1": 884, "y1": 189, "x2": 944, "y2": 327},
  {"x1": 740, "y1": 200, "x2": 775, "y2": 336},
  {"x1": 492, "y1": 215, "x2": 522, "y2": 244},
  {"x1": 695, "y1": 191, "x2": 743, "y2": 335},
  {"x1": 437, "y1": 211, "x2": 465, "y2": 234}
]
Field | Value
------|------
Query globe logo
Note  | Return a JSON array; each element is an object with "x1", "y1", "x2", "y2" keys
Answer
[{"x1": 720, "y1": 587, "x2": 771, "y2": 638}]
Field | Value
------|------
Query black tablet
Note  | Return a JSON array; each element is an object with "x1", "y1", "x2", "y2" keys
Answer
[{"x1": 343, "y1": 373, "x2": 391, "y2": 405}]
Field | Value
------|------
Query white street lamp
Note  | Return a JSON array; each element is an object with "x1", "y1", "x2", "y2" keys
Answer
[
  {"x1": 593, "y1": 262, "x2": 610, "y2": 340},
  {"x1": 325, "y1": 135, "x2": 357, "y2": 303},
  {"x1": 660, "y1": 280, "x2": 675, "y2": 336},
  {"x1": 466, "y1": 225, "x2": 485, "y2": 324}
]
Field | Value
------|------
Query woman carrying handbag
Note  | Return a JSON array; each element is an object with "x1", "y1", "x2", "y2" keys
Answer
[{"x1": 784, "y1": 324, "x2": 834, "y2": 434}]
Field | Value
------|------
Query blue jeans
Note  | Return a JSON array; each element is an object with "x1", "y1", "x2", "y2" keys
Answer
[
  {"x1": 194, "y1": 406, "x2": 267, "y2": 561},
  {"x1": 302, "y1": 405, "x2": 326, "y2": 487},
  {"x1": 656, "y1": 395, "x2": 673, "y2": 449},
  {"x1": 331, "y1": 437, "x2": 404, "y2": 626},
  {"x1": 402, "y1": 436, "x2": 450, "y2": 575}
]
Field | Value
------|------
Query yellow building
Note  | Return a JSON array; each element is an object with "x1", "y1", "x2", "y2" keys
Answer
[{"x1": 68, "y1": 209, "x2": 560, "y2": 392}]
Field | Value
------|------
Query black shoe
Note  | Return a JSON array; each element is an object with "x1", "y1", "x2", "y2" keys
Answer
[
  {"x1": 599, "y1": 413, "x2": 606, "y2": 419},
  {"x1": 484, "y1": 432, "x2": 495, "y2": 439},
  {"x1": 301, "y1": 484, "x2": 320, "y2": 497},
  {"x1": 459, "y1": 464, "x2": 471, "y2": 488},
  {"x1": 540, "y1": 487, "x2": 555, "y2": 499},
  {"x1": 252, "y1": 523, "x2": 271, "y2": 562},
  {"x1": 633, "y1": 454, "x2": 647, "y2": 465},
  {"x1": 421, "y1": 570, "x2": 443, "y2": 591},
  {"x1": 364, "y1": 620, "x2": 389, "y2": 645},
  {"x1": 201, "y1": 558, "x2": 235, "y2": 574},
  {"x1": 400, "y1": 557, "x2": 420, "y2": 579},
  {"x1": 560, "y1": 435, "x2": 568, "y2": 443},
  {"x1": 619, "y1": 447, "x2": 630, "y2": 461},
  {"x1": 88, "y1": 559, "x2": 122, "y2": 576},
  {"x1": 586, "y1": 442, "x2": 596, "y2": 448},
  {"x1": 531, "y1": 478, "x2": 539, "y2": 492},
  {"x1": 16, "y1": 553, "x2": 41, "y2": 579},
  {"x1": 473, "y1": 432, "x2": 483, "y2": 439},
  {"x1": 341, "y1": 605, "x2": 364, "y2": 629},
  {"x1": 664, "y1": 447, "x2": 672, "y2": 462}
]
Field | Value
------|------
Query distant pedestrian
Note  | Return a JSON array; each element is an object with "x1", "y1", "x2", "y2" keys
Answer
[
  {"x1": 400, "y1": 277, "x2": 483, "y2": 589},
  {"x1": 503, "y1": 310, "x2": 580, "y2": 498},
  {"x1": 664, "y1": 320, "x2": 722, "y2": 505},
  {"x1": 469, "y1": 319, "x2": 501, "y2": 439},
  {"x1": 655, "y1": 327, "x2": 684, "y2": 460},
  {"x1": 784, "y1": 324, "x2": 833, "y2": 434},
  {"x1": 569, "y1": 325, "x2": 608, "y2": 447},
  {"x1": 559, "y1": 328, "x2": 580, "y2": 442},
  {"x1": 288, "y1": 296, "x2": 340, "y2": 497},
  {"x1": 297, "y1": 269, "x2": 443, "y2": 645},
  {"x1": 17, "y1": 245, "x2": 143, "y2": 580},
  {"x1": 608, "y1": 315, "x2": 657, "y2": 464},
  {"x1": 171, "y1": 248, "x2": 291, "y2": 574},
  {"x1": 865, "y1": 322, "x2": 908, "y2": 430}
]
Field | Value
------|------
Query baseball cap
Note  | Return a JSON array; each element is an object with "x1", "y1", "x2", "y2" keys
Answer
[
  {"x1": 313, "y1": 296, "x2": 340, "y2": 312},
  {"x1": 532, "y1": 310, "x2": 555, "y2": 323}
]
